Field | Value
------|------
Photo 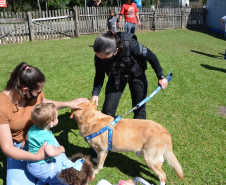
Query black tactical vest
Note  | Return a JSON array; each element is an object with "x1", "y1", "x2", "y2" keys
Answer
[{"x1": 102, "y1": 32, "x2": 147, "y2": 89}]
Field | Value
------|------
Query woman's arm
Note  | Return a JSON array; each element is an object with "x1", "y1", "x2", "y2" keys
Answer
[
  {"x1": 97, "y1": 0, "x2": 101, "y2": 6},
  {"x1": 42, "y1": 98, "x2": 88, "y2": 110},
  {"x1": 0, "y1": 124, "x2": 46, "y2": 161},
  {"x1": 136, "y1": 12, "x2": 141, "y2": 26},
  {"x1": 117, "y1": 15, "x2": 122, "y2": 28}
]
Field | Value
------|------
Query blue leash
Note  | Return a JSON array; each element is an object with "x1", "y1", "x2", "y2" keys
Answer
[
  {"x1": 85, "y1": 73, "x2": 173, "y2": 150},
  {"x1": 120, "y1": 73, "x2": 173, "y2": 117}
]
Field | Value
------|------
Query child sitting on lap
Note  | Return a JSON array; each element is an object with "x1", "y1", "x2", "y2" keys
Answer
[{"x1": 26, "y1": 103, "x2": 66, "y2": 184}]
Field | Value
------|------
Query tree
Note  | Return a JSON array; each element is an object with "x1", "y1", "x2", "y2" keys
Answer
[
  {"x1": 45, "y1": 0, "x2": 48, "y2": 11},
  {"x1": 37, "y1": 0, "x2": 41, "y2": 12},
  {"x1": 48, "y1": 0, "x2": 69, "y2": 9},
  {"x1": 69, "y1": 0, "x2": 85, "y2": 7}
]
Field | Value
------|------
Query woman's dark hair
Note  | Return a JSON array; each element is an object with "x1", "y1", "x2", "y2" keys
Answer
[
  {"x1": 58, "y1": 153, "x2": 94, "y2": 185},
  {"x1": 6, "y1": 62, "x2": 45, "y2": 104},
  {"x1": 93, "y1": 31, "x2": 124, "y2": 59}
]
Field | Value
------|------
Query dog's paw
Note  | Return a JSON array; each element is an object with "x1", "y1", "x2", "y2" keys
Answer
[{"x1": 93, "y1": 169, "x2": 99, "y2": 175}]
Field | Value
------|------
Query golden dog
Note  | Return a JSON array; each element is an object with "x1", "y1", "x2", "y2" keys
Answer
[{"x1": 70, "y1": 100, "x2": 183, "y2": 184}]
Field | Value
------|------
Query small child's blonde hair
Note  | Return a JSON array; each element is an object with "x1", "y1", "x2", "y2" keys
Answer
[{"x1": 31, "y1": 103, "x2": 57, "y2": 129}]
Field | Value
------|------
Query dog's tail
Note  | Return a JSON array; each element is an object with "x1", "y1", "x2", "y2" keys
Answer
[{"x1": 164, "y1": 145, "x2": 183, "y2": 180}]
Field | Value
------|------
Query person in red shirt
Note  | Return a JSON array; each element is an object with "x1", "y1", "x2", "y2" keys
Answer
[{"x1": 117, "y1": 0, "x2": 141, "y2": 34}]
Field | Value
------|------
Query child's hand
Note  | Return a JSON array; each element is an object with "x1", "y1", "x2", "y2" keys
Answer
[
  {"x1": 117, "y1": 22, "x2": 121, "y2": 28},
  {"x1": 59, "y1": 146, "x2": 65, "y2": 153},
  {"x1": 45, "y1": 145, "x2": 65, "y2": 157}
]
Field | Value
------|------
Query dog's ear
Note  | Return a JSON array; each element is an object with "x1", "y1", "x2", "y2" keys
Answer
[{"x1": 70, "y1": 109, "x2": 76, "y2": 119}]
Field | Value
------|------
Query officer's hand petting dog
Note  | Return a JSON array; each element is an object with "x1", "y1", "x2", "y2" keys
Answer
[{"x1": 91, "y1": 95, "x2": 99, "y2": 106}]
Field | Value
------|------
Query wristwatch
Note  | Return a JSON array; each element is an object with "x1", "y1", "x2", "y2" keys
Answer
[{"x1": 158, "y1": 74, "x2": 165, "y2": 79}]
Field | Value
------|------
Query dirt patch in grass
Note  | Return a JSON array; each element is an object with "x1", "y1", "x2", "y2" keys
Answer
[{"x1": 219, "y1": 106, "x2": 226, "y2": 116}]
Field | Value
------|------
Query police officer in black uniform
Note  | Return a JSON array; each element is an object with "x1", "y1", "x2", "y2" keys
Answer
[{"x1": 91, "y1": 31, "x2": 168, "y2": 119}]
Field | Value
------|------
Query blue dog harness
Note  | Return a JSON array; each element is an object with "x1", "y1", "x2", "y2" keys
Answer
[
  {"x1": 85, "y1": 73, "x2": 173, "y2": 151},
  {"x1": 85, "y1": 116, "x2": 122, "y2": 150}
]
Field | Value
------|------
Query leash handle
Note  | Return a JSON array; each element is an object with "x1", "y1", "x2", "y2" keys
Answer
[
  {"x1": 137, "y1": 73, "x2": 173, "y2": 108},
  {"x1": 166, "y1": 72, "x2": 173, "y2": 82}
]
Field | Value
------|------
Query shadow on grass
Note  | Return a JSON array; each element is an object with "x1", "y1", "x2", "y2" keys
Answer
[
  {"x1": 186, "y1": 27, "x2": 225, "y2": 40},
  {"x1": 103, "y1": 152, "x2": 158, "y2": 184},
  {"x1": 191, "y1": 50, "x2": 224, "y2": 59},
  {"x1": 219, "y1": 52, "x2": 225, "y2": 57},
  {"x1": 200, "y1": 64, "x2": 226, "y2": 73}
]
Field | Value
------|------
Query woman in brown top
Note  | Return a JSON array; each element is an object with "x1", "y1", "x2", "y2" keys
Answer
[{"x1": 0, "y1": 62, "x2": 88, "y2": 185}]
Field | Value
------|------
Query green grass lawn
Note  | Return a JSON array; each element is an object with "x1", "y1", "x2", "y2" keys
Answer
[{"x1": 0, "y1": 28, "x2": 226, "y2": 185}]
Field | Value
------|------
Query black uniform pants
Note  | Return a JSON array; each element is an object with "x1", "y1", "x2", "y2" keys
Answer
[{"x1": 102, "y1": 73, "x2": 148, "y2": 119}]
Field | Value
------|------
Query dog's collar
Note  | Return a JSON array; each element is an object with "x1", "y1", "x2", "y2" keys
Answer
[{"x1": 85, "y1": 116, "x2": 122, "y2": 150}]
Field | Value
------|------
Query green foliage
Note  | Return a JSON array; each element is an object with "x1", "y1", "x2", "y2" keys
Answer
[
  {"x1": 0, "y1": 0, "x2": 156, "y2": 12},
  {"x1": 48, "y1": 0, "x2": 69, "y2": 9},
  {"x1": 0, "y1": 28, "x2": 226, "y2": 185},
  {"x1": 68, "y1": 0, "x2": 85, "y2": 7},
  {"x1": 142, "y1": 0, "x2": 156, "y2": 7},
  {"x1": 2, "y1": 0, "x2": 37, "y2": 12}
]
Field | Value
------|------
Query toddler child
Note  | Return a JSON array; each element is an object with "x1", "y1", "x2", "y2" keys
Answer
[
  {"x1": 106, "y1": 8, "x2": 119, "y2": 32},
  {"x1": 26, "y1": 103, "x2": 66, "y2": 184}
]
